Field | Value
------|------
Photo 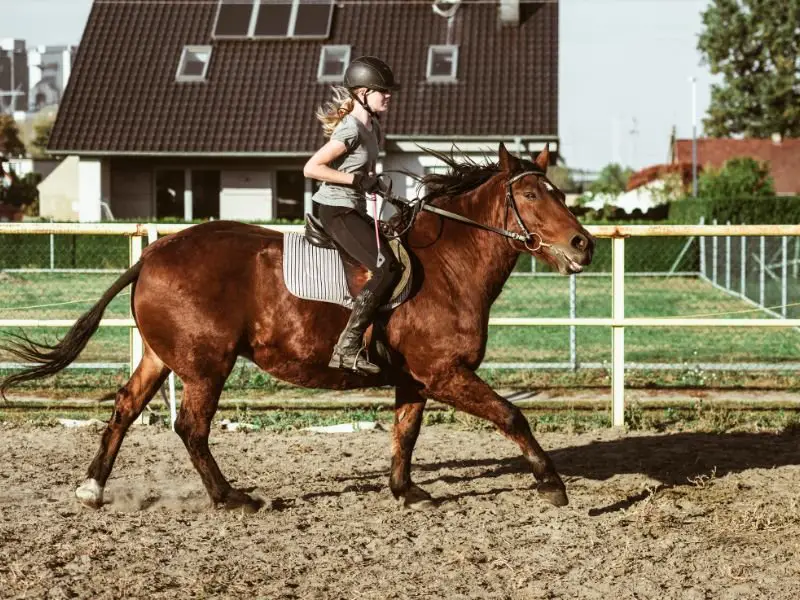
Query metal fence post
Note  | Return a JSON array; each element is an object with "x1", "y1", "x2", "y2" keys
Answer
[
  {"x1": 725, "y1": 221, "x2": 731, "y2": 291},
  {"x1": 712, "y1": 219, "x2": 718, "y2": 286},
  {"x1": 611, "y1": 236, "x2": 625, "y2": 427},
  {"x1": 699, "y1": 216, "x2": 706, "y2": 279},
  {"x1": 740, "y1": 234, "x2": 746, "y2": 298},
  {"x1": 569, "y1": 274, "x2": 577, "y2": 370},
  {"x1": 782, "y1": 236, "x2": 788, "y2": 318},
  {"x1": 760, "y1": 236, "x2": 766, "y2": 307}
]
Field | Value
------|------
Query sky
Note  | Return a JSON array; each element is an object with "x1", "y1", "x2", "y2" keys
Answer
[{"x1": 1, "y1": 0, "x2": 716, "y2": 172}]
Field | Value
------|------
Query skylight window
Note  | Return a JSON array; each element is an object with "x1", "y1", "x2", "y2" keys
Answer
[
  {"x1": 214, "y1": 0, "x2": 334, "y2": 39},
  {"x1": 176, "y1": 46, "x2": 212, "y2": 82},
  {"x1": 318, "y1": 46, "x2": 350, "y2": 82},
  {"x1": 427, "y1": 45, "x2": 459, "y2": 82}
]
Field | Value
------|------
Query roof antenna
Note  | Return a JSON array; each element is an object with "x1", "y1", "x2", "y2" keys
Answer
[{"x1": 432, "y1": 0, "x2": 462, "y2": 45}]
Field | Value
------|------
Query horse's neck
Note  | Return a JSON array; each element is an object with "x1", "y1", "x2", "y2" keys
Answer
[{"x1": 415, "y1": 182, "x2": 520, "y2": 310}]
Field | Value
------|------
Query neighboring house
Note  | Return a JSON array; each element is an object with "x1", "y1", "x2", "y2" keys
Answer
[
  {"x1": 629, "y1": 136, "x2": 800, "y2": 197},
  {"x1": 45, "y1": 0, "x2": 560, "y2": 222}
]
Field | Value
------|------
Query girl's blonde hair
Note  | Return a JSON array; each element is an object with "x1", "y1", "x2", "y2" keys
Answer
[{"x1": 316, "y1": 86, "x2": 359, "y2": 138}]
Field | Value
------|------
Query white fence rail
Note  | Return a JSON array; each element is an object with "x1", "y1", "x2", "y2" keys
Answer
[{"x1": 2, "y1": 222, "x2": 800, "y2": 427}]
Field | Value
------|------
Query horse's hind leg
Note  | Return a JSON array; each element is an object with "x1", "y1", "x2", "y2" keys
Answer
[
  {"x1": 390, "y1": 382, "x2": 433, "y2": 508},
  {"x1": 425, "y1": 367, "x2": 568, "y2": 507},
  {"x1": 175, "y1": 379, "x2": 264, "y2": 513},
  {"x1": 76, "y1": 347, "x2": 169, "y2": 507}
]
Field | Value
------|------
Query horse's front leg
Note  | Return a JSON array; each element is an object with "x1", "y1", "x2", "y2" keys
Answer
[
  {"x1": 422, "y1": 366, "x2": 567, "y2": 507},
  {"x1": 390, "y1": 381, "x2": 432, "y2": 509}
]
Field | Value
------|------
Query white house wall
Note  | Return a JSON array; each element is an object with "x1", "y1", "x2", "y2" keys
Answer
[
  {"x1": 37, "y1": 155, "x2": 79, "y2": 221},
  {"x1": 220, "y1": 170, "x2": 273, "y2": 221},
  {"x1": 77, "y1": 158, "x2": 109, "y2": 222}
]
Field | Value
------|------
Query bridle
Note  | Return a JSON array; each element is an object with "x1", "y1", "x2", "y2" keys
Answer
[{"x1": 385, "y1": 170, "x2": 552, "y2": 252}]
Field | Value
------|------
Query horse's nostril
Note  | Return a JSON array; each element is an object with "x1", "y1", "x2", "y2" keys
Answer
[{"x1": 571, "y1": 234, "x2": 588, "y2": 251}]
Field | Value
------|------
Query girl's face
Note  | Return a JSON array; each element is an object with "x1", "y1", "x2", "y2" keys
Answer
[{"x1": 364, "y1": 89, "x2": 391, "y2": 114}]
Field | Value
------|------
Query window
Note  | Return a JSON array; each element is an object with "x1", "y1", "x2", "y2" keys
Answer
[
  {"x1": 214, "y1": 0, "x2": 334, "y2": 39},
  {"x1": 176, "y1": 46, "x2": 212, "y2": 82},
  {"x1": 317, "y1": 45, "x2": 350, "y2": 82},
  {"x1": 427, "y1": 45, "x2": 459, "y2": 82}
]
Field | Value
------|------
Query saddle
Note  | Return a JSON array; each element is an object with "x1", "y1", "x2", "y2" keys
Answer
[{"x1": 281, "y1": 214, "x2": 413, "y2": 311}]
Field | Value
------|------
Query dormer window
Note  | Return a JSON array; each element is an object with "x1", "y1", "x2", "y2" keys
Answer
[
  {"x1": 213, "y1": 0, "x2": 334, "y2": 39},
  {"x1": 318, "y1": 45, "x2": 350, "y2": 82},
  {"x1": 427, "y1": 45, "x2": 458, "y2": 82},
  {"x1": 176, "y1": 46, "x2": 212, "y2": 82}
]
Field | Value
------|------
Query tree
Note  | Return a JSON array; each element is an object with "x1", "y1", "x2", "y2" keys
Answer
[
  {"x1": 0, "y1": 114, "x2": 26, "y2": 158},
  {"x1": 697, "y1": 157, "x2": 775, "y2": 199},
  {"x1": 698, "y1": 0, "x2": 800, "y2": 138},
  {"x1": 30, "y1": 116, "x2": 56, "y2": 158},
  {"x1": 588, "y1": 163, "x2": 633, "y2": 196}
]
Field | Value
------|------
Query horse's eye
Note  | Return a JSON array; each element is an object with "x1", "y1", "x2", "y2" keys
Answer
[{"x1": 524, "y1": 192, "x2": 536, "y2": 200}]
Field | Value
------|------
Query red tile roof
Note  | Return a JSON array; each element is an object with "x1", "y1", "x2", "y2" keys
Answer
[
  {"x1": 673, "y1": 138, "x2": 800, "y2": 195},
  {"x1": 627, "y1": 162, "x2": 697, "y2": 192},
  {"x1": 50, "y1": 0, "x2": 559, "y2": 155}
]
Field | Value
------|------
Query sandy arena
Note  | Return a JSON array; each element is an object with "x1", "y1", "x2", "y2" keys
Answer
[{"x1": 1, "y1": 421, "x2": 799, "y2": 598}]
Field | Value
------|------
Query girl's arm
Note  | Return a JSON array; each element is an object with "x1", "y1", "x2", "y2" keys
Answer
[{"x1": 303, "y1": 140, "x2": 356, "y2": 186}]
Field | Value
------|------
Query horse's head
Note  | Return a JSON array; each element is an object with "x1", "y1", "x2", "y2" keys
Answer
[{"x1": 497, "y1": 143, "x2": 594, "y2": 274}]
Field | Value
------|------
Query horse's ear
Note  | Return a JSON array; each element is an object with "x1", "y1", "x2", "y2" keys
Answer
[
  {"x1": 534, "y1": 143, "x2": 550, "y2": 171},
  {"x1": 498, "y1": 142, "x2": 520, "y2": 172}
]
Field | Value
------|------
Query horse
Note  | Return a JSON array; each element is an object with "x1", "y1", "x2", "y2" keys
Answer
[{"x1": 0, "y1": 143, "x2": 594, "y2": 512}]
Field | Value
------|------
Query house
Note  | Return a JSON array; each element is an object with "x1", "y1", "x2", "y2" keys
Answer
[
  {"x1": 45, "y1": 0, "x2": 560, "y2": 222},
  {"x1": 628, "y1": 135, "x2": 800, "y2": 197}
]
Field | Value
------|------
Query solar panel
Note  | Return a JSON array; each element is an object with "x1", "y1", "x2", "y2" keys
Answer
[
  {"x1": 293, "y1": 0, "x2": 334, "y2": 38},
  {"x1": 254, "y1": 0, "x2": 292, "y2": 37},
  {"x1": 214, "y1": 0, "x2": 255, "y2": 38}
]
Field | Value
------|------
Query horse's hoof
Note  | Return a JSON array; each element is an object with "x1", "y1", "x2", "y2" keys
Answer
[
  {"x1": 219, "y1": 490, "x2": 264, "y2": 514},
  {"x1": 537, "y1": 481, "x2": 569, "y2": 507},
  {"x1": 75, "y1": 478, "x2": 104, "y2": 508},
  {"x1": 397, "y1": 485, "x2": 435, "y2": 510}
]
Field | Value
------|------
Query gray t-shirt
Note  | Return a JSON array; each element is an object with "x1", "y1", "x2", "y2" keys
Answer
[{"x1": 311, "y1": 114, "x2": 380, "y2": 213}]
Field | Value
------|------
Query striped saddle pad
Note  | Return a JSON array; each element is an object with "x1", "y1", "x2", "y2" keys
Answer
[{"x1": 282, "y1": 233, "x2": 413, "y2": 311}]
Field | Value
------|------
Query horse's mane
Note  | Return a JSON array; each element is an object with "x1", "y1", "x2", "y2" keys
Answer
[{"x1": 405, "y1": 147, "x2": 542, "y2": 203}]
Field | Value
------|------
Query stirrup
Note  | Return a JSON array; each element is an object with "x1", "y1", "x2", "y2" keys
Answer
[{"x1": 329, "y1": 345, "x2": 381, "y2": 375}]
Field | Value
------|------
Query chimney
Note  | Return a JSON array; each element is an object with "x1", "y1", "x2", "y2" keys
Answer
[
  {"x1": 499, "y1": 0, "x2": 520, "y2": 26},
  {"x1": 771, "y1": 132, "x2": 782, "y2": 145}
]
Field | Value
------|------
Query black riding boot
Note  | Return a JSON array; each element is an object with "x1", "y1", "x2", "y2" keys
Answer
[{"x1": 329, "y1": 288, "x2": 382, "y2": 375}]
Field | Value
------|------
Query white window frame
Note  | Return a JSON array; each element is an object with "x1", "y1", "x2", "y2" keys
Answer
[
  {"x1": 176, "y1": 45, "x2": 212, "y2": 82},
  {"x1": 426, "y1": 45, "x2": 459, "y2": 82},
  {"x1": 317, "y1": 45, "x2": 351, "y2": 83}
]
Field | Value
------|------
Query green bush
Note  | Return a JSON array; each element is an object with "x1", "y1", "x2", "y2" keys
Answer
[{"x1": 668, "y1": 195, "x2": 800, "y2": 224}]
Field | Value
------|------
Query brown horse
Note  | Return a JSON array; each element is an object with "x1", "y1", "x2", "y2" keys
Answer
[{"x1": 0, "y1": 143, "x2": 594, "y2": 512}]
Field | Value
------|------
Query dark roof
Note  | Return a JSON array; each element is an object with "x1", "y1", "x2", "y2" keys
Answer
[
  {"x1": 49, "y1": 0, "x2": 558, "y2": 155},
  {"x1": 673, "y1": 138, "x2": 800, "y2": 195}
]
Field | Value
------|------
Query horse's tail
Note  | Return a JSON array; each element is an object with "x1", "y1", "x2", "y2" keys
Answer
[{"x1": 0, "y1": 261, "x2": 143, "y2": 399}]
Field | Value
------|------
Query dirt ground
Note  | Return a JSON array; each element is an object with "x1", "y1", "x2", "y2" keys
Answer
[{"x1": 1, "y1": 421, "x2": 799, "y2": 599}]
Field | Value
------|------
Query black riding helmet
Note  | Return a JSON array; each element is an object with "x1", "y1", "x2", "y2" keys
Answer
[{"x1": 343, "y1": 56, "x2": 400, "y2": 92}]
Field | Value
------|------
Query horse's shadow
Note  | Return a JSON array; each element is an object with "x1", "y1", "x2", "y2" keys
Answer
[
  {"x1": 417, "y1": 431, "x2": 800, "y2": 486},
  {"x1": 329, "y1": 431, "x2": 800, "y2": 511}
]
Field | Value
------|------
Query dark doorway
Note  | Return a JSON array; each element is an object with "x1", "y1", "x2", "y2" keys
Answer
[
  {"x1": 276, "y1": 170, "x2": 305, "y2": 220},
  {"x1": 192, "y1": 170, "x2": 220, "y2": 220},
  {"x1": 155, "y1": 170, "x2": 185, "y2": 219}
]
